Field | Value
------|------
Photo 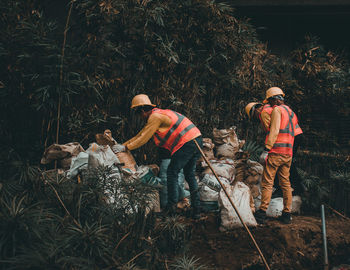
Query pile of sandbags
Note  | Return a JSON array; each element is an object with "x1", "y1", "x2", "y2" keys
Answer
[
  {"x1": 198, "y1": 127, "x2": 243, "y2": 214},
  {"x1": 233, "y1": 159, "x2": 264, "y2": 212},
  {"x1": 197, "y1": 127, "x2": 263, "y2": 228},
  {"x1": 41, "y1": 130, "x2": 161, "y2": 213}
]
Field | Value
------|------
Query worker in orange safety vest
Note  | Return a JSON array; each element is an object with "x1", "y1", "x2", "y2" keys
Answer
[
  {"x1": 245, "y1": 87, "x2": 302, "y2": 224},
  {"x1": 121, "y1": 94, "x2": 203, "y2": 219}
]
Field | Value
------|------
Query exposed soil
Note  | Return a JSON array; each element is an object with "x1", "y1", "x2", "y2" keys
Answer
[{"x1": 188, "y1": 214, "x2": 350, "y2": 270}]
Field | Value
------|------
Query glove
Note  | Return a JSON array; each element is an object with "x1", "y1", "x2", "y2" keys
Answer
[
  {"x1": 259, "y1": 148, "x2": 269, "y2": 165},
  {"x1": 112, "y1": 144, "x2": 127, "y2": 153}
]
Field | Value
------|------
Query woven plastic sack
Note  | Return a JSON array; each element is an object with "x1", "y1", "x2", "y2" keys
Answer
[
  {"x1": 87, "y1": 143, "x2": 119, "y2": 169},
  {"x1": 202, "y1": 160, "x2": 235, "y2": 181},
  {"x1": 219, "y1": 182, "x2": 257, "y2": 230},
  {"x1": 216, "y1": 143, "x2": 236, "y2": 159},
  {"x1": 116, "y1": 151, "x2": 137, "y2": 171},
  {"x1": 212, "y1": 126, "x2": 239, "y2": 146},
  {"x1": 199, "y1": 174, "x2": 230, "y2": 201},
  {"x1": 254, "y1": 195, "x2": 302, "y2": 217},
  {"x1": 66, "y1": 152, "x2": 89, "y2": 179},
  {"x1": 41, "y1": 142, "x2": 84, "y2": 165},
  {"x1": 247, "y1": 160, "x2": 264, "y2": 175}
]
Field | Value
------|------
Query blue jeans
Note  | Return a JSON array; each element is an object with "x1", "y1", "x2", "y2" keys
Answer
[
  {"x1": 166, "y1": 136, "x2": 203, "y2": 209},
  {"x1": 159, "y1": 159, "x2": 189, "y2": 209}
]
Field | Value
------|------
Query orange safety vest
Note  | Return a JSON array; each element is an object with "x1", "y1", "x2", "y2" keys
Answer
[
  {"x1": 265, "y1": 105, "x2": 300, "y2": 156},
  {"x1": 259, "y1": 104, "x2": 303, "y2": 135},
  {"x1": 152, "y1": 108, "x2": 201, "y2": 155}
]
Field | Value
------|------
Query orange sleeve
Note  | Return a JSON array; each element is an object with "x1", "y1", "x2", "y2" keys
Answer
[
  {"x1": 123, "y1": 113, "x2": 163, "y2": 150},
  {"x1": 265, "y1": 107, "x2": 281, "y2": 150},
  {"x1": 260, "y1": 111, "x2": 271, "y2": 131}
]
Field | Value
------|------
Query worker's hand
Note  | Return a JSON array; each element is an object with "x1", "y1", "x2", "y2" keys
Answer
[
  {"x1": 112, "y1": 144, "x2": 127, "y2": 153},
  {"x1": 259, "y1": 148, "x2": 269, "y2": 165}
]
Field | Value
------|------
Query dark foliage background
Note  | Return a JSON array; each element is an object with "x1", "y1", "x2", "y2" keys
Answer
[
  {"x1": 1, "y1": 0, "x2": 349, "y2": 162},
  {"x1": 0, "y1": 0, "x2": 349, "y2": 268}
]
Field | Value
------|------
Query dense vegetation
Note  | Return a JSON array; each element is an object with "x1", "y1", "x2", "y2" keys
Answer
[{"x1": 0, "y1": 0, "x2": 349, "y2": 269}]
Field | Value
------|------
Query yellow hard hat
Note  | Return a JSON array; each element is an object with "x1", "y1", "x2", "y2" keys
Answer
[
  {"x1": 130, "y1": 94, "x2": 156, "y2": 109},
  {"x1": 263, "y1": 87, "x2": 285, "y2": 103},
  {"x1": 245, "y1": 102, "x2": 260, "y2": 120}
]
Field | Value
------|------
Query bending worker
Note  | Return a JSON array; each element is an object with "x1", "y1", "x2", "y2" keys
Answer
[
  {"x1": 121, "y1": 94, "x2": 203, "y2": 219},
  {"x1": 245, "y1": 87, "x2": 302, "y2": 224}
]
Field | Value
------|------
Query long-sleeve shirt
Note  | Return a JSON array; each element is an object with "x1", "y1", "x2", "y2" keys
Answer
[
  {"x1": 265, "y1": 106, "x2": 282, "y2": 150},
  {"x1": 123, "y1": 112, "x2": 172, "y2": 150},
  {"x1": 260, "y1": 110, "x2": 271, "y2": 131}
]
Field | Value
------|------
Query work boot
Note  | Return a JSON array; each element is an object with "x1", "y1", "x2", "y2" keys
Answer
[
  {"x1": 279, "y1": 212, "x2": 292, "y2": 224},
  {"x1": 254, "y1": 209, "x2": 266, "y2": 224}
]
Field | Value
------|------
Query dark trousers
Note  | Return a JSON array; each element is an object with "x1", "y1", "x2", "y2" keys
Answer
[{"x1": 166, "y1": 136, "x2": 203, "y2": 209}]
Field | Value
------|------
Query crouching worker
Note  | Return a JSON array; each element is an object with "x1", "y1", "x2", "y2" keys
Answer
[{"x1": 121, "y1": 94, "x2": 203, "y2": 219}]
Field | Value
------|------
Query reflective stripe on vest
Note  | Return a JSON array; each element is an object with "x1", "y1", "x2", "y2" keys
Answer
[
  {"x1": 152, "y1": 108, "x2": 201, "y2": 155},
  {"x1": 279, "y1": 105, "x2": 295, "y2": 136},
  {"x1": 154, "y1": 111, "x2": 185, "y2": 147}
]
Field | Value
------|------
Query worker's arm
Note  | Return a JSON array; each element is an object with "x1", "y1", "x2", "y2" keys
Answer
[
  {"x1": 265, "y1": 107, "x2": 281, "y2": 150},
  {"x1": 260, "y1": 111, "x2": 271, "y2": 131},
  {"x1": 123, "y1": 113, "x2": 163, "y2": 150}
]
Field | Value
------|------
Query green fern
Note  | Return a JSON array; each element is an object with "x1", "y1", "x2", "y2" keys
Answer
[{"x1": 170, "y1": 255, "x2": 207, "y2": 270}]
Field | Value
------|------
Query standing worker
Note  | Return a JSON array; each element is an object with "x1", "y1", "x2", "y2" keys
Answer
[
  {"x1": 245, "y1": 88, "x2": 304, "y2": 196},
  {"x1": 262, "y1": 88, "x2": 304, "y2": 196},
  {"x1": 245, "y1": 87, "x2": 302, "y2": 224},
  {"x1": 121, "y1": 94, "x2": 203, "y2": 219}
]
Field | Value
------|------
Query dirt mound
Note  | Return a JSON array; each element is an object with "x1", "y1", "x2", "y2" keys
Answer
[{"x1": 189, "y1": 214, "x2": 350, "y2": 269}]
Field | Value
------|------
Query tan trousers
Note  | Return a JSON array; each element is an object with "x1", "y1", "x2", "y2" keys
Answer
[{"x1": 260, "y1": 153, "x2": 293, "y2": 213}]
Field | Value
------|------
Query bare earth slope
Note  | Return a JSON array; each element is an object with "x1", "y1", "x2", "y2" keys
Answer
[{"x1": 189, "y1": 215, "x2": 350, "y2": 269}]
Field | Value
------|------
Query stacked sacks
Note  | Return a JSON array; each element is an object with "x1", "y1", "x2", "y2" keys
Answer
[
  {"x1": 213, "y1": 126, "x2": 240, "y2": 159},
  {"x1": 196, "y1": 127, "x2": 261, "y2": 228},
  {"x1": 231, "y1": 152, "x2": 264, "y2": 213},
  {"x1": 198, "y1": 127, "x2": 242, "y2": 213},
  {"x1": 199, "y1": 158, "x2": 235, "y2": 212}
]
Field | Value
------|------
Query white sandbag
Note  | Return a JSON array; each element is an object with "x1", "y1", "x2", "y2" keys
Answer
[
  {"x1": 254, "y1": 196, "x2": 302, "y2": 217},
  {"x1": 199, "y1": 174, "x2": 230, "y2": 202},
  {"x1": 199, "y1": 185, "x2": 219, "y2": 201},
  {"x1": 219, "y1": 182, "x2": 257, "y2": 230},
  {"x1": 216, "y1": 143, "x2": 237, "y2": 159},
  {"x1": 66, "y1": 152, "x2": 89, "y2": 179},
  {"x1": 246, "y1": 160, "x2": 263, "y2": 175},
  {"x1": 87, "y1": 143, "x2": 119, "y2": 169},
  {"x1": 202, "y1": 160, "x2": 235, "y2": 181},
  {"x1": 41, "y1": 142, "x2": 84, "y2": 166},
  {"x1": 212, "y1": 126, "x2": 239, "y2": 147}
]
